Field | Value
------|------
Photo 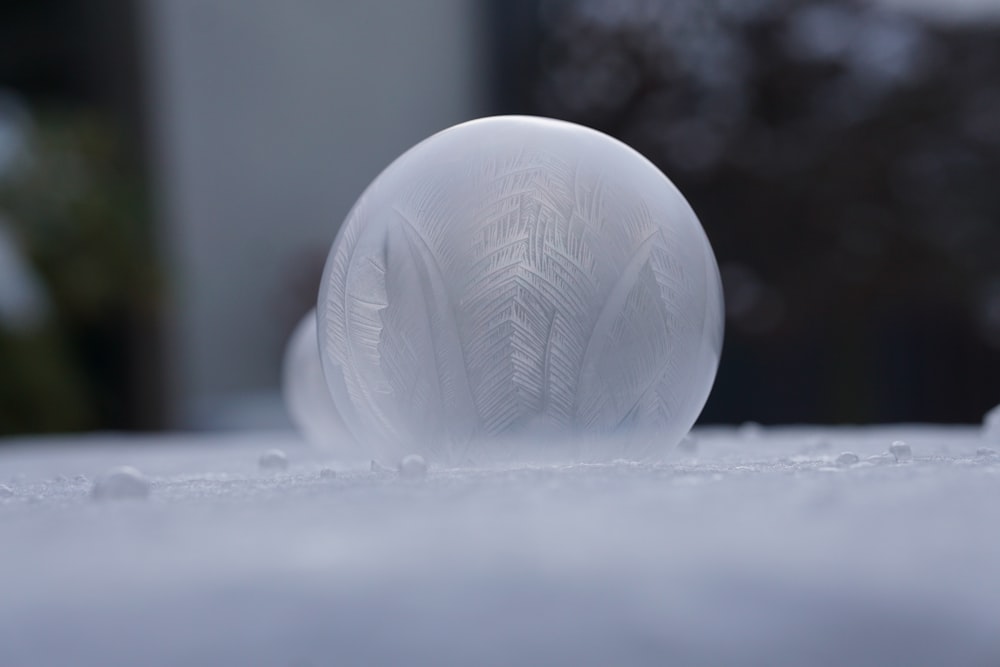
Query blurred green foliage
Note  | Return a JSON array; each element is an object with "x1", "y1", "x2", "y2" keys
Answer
[{"x1": 0, "y1": 110, "x2": 158, "y2": 435}]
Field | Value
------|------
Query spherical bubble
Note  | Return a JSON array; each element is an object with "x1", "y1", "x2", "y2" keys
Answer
[
  {"x1": 282, "y1": 310, "x2": 362, "y2": 460},
  {"x1": 319, "y1": 116, "x2": 724, "y2": 464}
]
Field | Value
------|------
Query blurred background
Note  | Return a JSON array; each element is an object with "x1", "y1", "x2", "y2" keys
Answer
[{"x1": 0, "y1": 0, "x2": 997, "y2": 437}]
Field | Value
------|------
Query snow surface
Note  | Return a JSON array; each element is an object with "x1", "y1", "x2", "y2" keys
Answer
[{"x1": 1, "y1": 426, "x2": 999, "y2": 666}]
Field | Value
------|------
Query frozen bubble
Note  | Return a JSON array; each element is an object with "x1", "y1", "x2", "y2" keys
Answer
[
  {"x1": 0, "y1": 484, "x2": 13, "y2": 497},
  {"x1": 319, "y1": 116, "x2": 723, "y2": 465},
  {"x1": 73, "y1": 474, "x2": 88, "y2": 483},
  {"x1": 889, "y1": 440, "x2": 912, "y2": 462},
  {"x1": 283, "y1": 310, "x2": 361, "y2": 459},
  {"x1": 319, "y1": 468, "x2": 337, "y2": 480},
  {"x1": 398, "y1": 454, "x2": 428, "y2": 480},
  {"x1": 976, "y1": 447, "x2": 998, "y2": 459},
  {"x1": 984, "y1": 404, "x2": 1000, "y2": 441},
  {"x1": 91, "y1": 466, "x2": 150, "y2": 501},
  {"x1": 258, "y1": 449, "x2": 289, "y2": 471},
  {"x1": 370, "y1": 460, "x2": 392, "y2": 475},
  {"x1": 835, "y1": 452, "x2": 860, "y2": 466}
]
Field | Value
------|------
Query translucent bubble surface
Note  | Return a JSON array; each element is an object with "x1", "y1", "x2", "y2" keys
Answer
[
  {"x1": 319, "y1": 116, "x2": 724, "y2": 464},
  {"x1": 282, "y1": 310, "x2": 358, "y2": 459}
]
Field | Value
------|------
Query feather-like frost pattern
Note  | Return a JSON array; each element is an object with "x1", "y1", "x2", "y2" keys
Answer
[
  {"x1": 377, "y1": 207, "x2": 477, "y2": 458},
  {"x1": 461, "y1": 154, "x2": 598, "y2": 434},
  {"x1": 318, "y1": 117, "x2": 723, "y2": 461}
]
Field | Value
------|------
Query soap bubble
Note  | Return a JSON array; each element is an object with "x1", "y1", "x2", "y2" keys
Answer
[
  {"x1": 282, "y1": 309, "x2": 361, "y2": 459},
  {"x1": 319, "y1": 116, "x2": 723, "y2": 464}
]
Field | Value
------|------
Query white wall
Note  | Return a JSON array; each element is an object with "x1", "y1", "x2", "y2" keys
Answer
[{"x1": 143, "y1": 0, "x2": 488, "y2": 425}]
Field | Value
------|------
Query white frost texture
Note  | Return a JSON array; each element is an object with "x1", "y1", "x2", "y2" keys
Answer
[
  {"x1": 1, "y1": 427, "x2": 999, "y2": 667},
  {"x1": 319, "y1": 116, "x2": 724, "y2": 464}
]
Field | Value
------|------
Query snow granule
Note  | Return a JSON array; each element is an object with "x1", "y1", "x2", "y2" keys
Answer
[
  {"x1": 835, "y1": 451, "x2": 860, "y2": 466},
  {"x1": 91, "y1": 466, "x2": 150, "y2": 501},
  {"x1": 398, "y1": 454, "x2": 428, "y2": 480},
  {"x1": 258, "y1": 449, "x2": 289, "y2": 471},
  {"x1": 889, "y1": 440, "x2": 912, "y2": 461}
]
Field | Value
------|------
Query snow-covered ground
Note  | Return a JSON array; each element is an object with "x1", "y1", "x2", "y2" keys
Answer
[{"x1": 1, "y1": 426, "x2": 999, "y2": 666}]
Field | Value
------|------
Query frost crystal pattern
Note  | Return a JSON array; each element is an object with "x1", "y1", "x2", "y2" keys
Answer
[{"x1": 319, "y1": 116, "x2": 723, "y2": 463}]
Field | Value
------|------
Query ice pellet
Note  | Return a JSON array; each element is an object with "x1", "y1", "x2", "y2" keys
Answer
[
  {"x1": 836, "y1": 452, "x2": 860, "y2": 466},
  {"x1": 258, "y1": 449, "x2": 289, "y2": 471},
  {"x1": 398, "y1": 454, "x2": 428, "y2": 480},
  {"x1": 319, "y1": 468, "x2": 337, "y2": 480},
  {"x1": 91, "y1": 466, "x2": 150, "y2": 501},
  {"x1": 889, "y1": 441, "x2": 912, "y2": 462}
]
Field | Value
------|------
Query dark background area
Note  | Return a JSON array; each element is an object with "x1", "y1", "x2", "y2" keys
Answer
[
  {"x1": 518, "y1": 0, "x2": 1000, "y2": 424},
  {"x1": 0, "y1": 0, "x2": 997, "y2": 435},
  {"x1": 0, "y1": 0, "x2": 161, "y2": 434}
]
